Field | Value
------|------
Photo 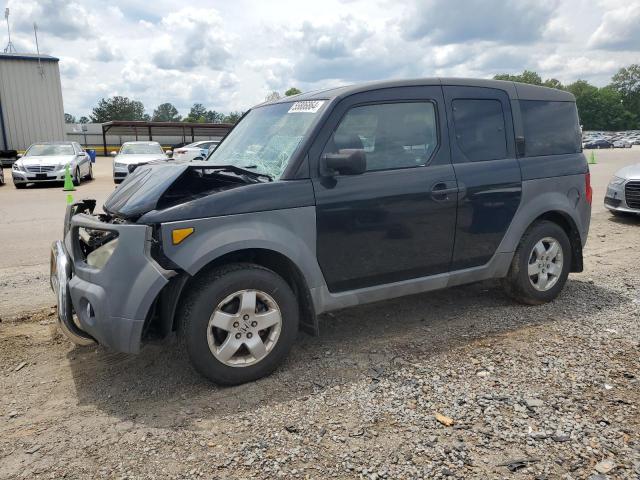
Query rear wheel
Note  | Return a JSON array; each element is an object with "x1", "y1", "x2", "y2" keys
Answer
[
  {"x1": 178, "y1": 264, "x2": 299, "y2": 385},
  {"x1": 502, "y1": 221, "x2": 571, "y2": 305},
  {"x1": 85, "y1": 163, "x2": 93, "y2": 180}
]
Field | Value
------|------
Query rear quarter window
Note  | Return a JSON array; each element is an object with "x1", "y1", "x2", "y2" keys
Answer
[
  {"x1": 520, "y1": 100, "x2": 581, "y2": 156},
  {"x1": 452, "y1": 99, "x2": 507, "y2": 162}
]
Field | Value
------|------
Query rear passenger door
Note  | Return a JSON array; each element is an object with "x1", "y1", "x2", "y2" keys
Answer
[
  {"x1": 443, "y1": 86, "x2": 522, "y2": 270},
  {"x1": 311, "y1": 86, "x2": 458, "y2": 292}
]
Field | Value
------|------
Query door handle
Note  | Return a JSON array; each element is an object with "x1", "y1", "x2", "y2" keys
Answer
[{"x1": 431, "y1": 182, "x2": 459, "y2": 200}]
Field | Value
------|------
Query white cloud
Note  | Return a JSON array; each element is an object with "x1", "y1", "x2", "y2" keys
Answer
[
  {"x1": 4, "y1": 0, "x2": 636, "y2": 118},
  {"x1": 91, "y1": 40, "x2": 120, "y2": 63},
  {"x1": 589, "y1": 3, "x2": 640, "y2": 50},
  {"x1": 151, "y1": 7, "x2": 232, "y2": 71},
  {"x1": 8, "y1": 0, "x2": 96, "y2": 40}
]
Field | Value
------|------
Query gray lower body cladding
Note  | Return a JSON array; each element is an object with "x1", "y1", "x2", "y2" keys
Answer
[{"x1": 60, "y1": 169, "x2": 589, "y2": 353}]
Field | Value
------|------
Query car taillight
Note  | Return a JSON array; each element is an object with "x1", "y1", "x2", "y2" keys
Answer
[{"x1": 585, "y1": 172, "x2": 593, "y2": 205}]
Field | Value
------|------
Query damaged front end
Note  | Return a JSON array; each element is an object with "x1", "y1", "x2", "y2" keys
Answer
[{"x1": 51, "y1": 163, "x2": 269, "y2": 352}]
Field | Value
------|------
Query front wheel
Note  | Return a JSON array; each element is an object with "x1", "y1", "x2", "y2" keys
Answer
[
  {"x1": 72, "y1": 167, "x2": 81, "y2": 186},
  {"x1": 178, "y1": 264, "x2": 299, "y2": 385},
  {"x1": 502, "y1": 221, "x2": 572, "y2": 305}
]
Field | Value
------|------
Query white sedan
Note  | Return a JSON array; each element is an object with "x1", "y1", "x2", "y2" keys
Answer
[
  {"x1": 173, "y1": 140, "x2": 219, "y2": 161},
  {"x1": 613, "y1": 140, "x2": 632, "y2": 148},
  {"x1": 111, "y1": 141, "x2": 170, "y2": 183},
  {"x1": 11, "y1": 142, "x2": 93, "y2": 189}
]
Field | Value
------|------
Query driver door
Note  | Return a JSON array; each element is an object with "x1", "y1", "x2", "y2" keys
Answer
[{"x1": 310, "y1": 86, "x2": 458, "y2": 292}]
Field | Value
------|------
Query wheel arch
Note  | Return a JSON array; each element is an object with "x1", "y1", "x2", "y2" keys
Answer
[
  {"x1": 156, "y1": 248, "x2": 318, "y2": 338},
  {"x1": 533, "y1": 210, "x2": 583, "y2": 273}
]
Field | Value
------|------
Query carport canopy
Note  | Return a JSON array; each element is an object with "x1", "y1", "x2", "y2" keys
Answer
[{"x1": 100, "y1": 121, "x2": 234, "y2": 155}]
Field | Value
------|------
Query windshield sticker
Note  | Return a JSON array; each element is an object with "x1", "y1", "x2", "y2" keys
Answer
[{"x1": 288, "y1": 100, "x2": 325, "y2": 113}]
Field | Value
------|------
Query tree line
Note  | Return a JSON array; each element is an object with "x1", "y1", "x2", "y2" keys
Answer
[
  {"x1": 494, "y1": 64, "x2": 640, "y2": 131},
  {"x1": 66, "y1": 67, "x2": 640, "y2": 131},
  {"x1": 65, "y1": 87, "x2": 304, "y2": 126}
]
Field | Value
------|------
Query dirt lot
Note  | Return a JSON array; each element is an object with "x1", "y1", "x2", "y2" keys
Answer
[{"x1": 1, "y1": 150, "x2": 639, "y2": 479}]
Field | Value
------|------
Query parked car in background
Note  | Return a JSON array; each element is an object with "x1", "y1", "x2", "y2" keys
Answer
[
  {"x1": 0, "y1": 149, "x2": 18, "y2": 167},
  {"x1": 613, "y1": 140, "x2": 632, "y2": 148},
  {"x1": 605, "y1": 163, "x2": 640, "y2": 216},
  {"x1": 584, "y1": 139, "x2": 613, "y2": 149},
  {"x1": 111, "y1": 141, "x2": 169, "y2": 183},
  {"x1": 51, "y1": 78, "x2": 591, "y2": 385},
  {"x1": 12, "y1": 142, "x2": 92, "y2": 189},
  {"x1": 173, "y1": 140, "x2": 220, "y2": 161},
  {"x1": 0, "y1": 164, "x2": 4, "y2": 185}
]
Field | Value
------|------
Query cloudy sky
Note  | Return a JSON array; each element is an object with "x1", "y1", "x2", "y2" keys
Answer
[{"x1": 4, "y1": 0, "x2": 639, "y2": 118}]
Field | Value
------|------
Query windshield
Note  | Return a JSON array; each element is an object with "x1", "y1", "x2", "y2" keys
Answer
[
  {"x1": 120, "y1": 143, "x2": 164, "y2": 155},
  {"x1": 26, "y1": 144, "x2": 74, "y2": 156},
  {"x1": 206, "y1": 101, "x2": 326, "y2": 179}
]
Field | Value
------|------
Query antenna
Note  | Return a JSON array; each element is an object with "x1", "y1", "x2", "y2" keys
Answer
[
  {"x1": 4, "y1": 7, "x2": 16, "y2": 53},
  {"x1": 33, "y1": 22, "x2": 44, "y2": 77}
]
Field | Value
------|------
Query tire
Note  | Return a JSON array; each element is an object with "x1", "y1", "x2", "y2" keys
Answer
[
  {"x1": 178, "y1": 263, "x2": 299, "y2": 385},
  {"x1": 85, "y1": 163, "x2": 93, "y2": 180},
  {"x1": 72, "y1": 167, "x2": 81, "y2": 186},
  {"x1": 502, "y1": 220, "x2": 572, "y2": 305},
  {"x1": 14, "y1": 182, "x2": 26, "y2": 189}
]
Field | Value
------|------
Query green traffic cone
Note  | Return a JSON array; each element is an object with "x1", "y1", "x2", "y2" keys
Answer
[
  {"x1": 588, "y1": 151, "x2": 597, "y2": 165},
  {"x1": 63, "y1": 164, "x2": 75, "y2": 191}
]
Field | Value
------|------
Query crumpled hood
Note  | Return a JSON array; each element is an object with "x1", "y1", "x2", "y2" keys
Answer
[
  {"x1": 113, "y1": 153, "x2": 168, "y2": 165},
  {"x1": 615, "y1": 163, "x2": 640, "y2": 180},
  {"x1": 104, "y1": 163, "x2": 190, "y2": 218},
  {"x1": 18, "y1": 155, "x2": 75, "y2": 167}
]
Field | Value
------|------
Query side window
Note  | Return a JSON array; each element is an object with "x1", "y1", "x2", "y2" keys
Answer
[
  {"x1": 323, "y1": 102, "x2": 438, "y2": 172},
  {"x1": 452, "y1": 99, "x2": 507, "y2": 162},
  {"x1": 519, "y1": 100, "x2": 581, "y2": 156}
]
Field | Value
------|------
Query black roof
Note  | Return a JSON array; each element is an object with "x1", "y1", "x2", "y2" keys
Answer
[{"x1": 265, "y1": 77, "x2": 575, "y2": 106}]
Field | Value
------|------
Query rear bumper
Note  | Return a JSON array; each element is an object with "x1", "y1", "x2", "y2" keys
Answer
[{"x1": 51, "y1": 210, "x2": 174, "y2": 353}]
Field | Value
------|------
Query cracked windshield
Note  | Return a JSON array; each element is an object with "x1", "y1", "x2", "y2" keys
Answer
[{"x1": 206, "y1": 100, "x2": 326, "y2": 179}]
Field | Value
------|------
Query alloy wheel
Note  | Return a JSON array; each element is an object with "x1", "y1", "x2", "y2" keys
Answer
[
  {"x1": 207, "y1": 289, "x2": 282, "y2": 367},
  {"x1": 528, "y1": 236, "x2": 564, "y2": 291}
]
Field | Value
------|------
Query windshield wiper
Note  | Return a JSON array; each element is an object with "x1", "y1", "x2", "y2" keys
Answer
[{"x1": 204, "y1": 165, "x2": 273, "y2": 183}]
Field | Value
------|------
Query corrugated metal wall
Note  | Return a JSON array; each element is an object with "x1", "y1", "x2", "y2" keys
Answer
[{"x1": 0, "y1": 56, "x2": 65, "y2": 151}]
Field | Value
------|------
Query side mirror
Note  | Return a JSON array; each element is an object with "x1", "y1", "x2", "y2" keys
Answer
[
  {"x1": 320, "y1": 149, "x2": 366, "y2": 176},
  {"x1": 110, "y1": 151, "x2": 117, "y2": 157}
]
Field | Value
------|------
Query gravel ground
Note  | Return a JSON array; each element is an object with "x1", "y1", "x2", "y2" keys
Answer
[{"x1": 1, "y1": 163, "x2": 640, "y2": 479}]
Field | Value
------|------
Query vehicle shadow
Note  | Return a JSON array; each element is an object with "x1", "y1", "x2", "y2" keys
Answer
[
  {"x1": 67, "y1": 278, "x2": 628, "y2": 429},
  {"x1": 607, "y1": 212, "x2": 640, "y2": 225}
]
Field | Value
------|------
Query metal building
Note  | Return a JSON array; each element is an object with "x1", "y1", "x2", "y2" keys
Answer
[{"x1": 0, "y1": 53, "x2": 65, "y2": 152}]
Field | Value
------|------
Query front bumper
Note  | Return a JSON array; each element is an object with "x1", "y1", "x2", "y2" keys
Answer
[
  {"x1": 113, "y1": 165, "x2": 128, "y2": 180},
  {"x1": 13, "y1": 170, "x2": 66, "y2": 183},
  {"x1": 50, "y1": 208, "x2": 174, "y2": 353},
  {"x1": 605, "y1": 181, "x2": 640, "y2": 214}
]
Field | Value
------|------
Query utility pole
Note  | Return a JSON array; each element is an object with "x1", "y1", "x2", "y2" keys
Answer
[
  {"x1": 4, "y1": 8, "x2": 16, "y2": 53},
  {"x1": 33, "y1": 22, "x2": 44, "y2": 76}
]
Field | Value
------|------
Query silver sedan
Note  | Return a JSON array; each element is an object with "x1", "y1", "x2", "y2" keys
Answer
[
  {"x1": 12, "y1": 142, "x2": 93, "y2": 189},
  {"x1": 604, "y1": 163, "x2": 640, "y2": 215}
]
